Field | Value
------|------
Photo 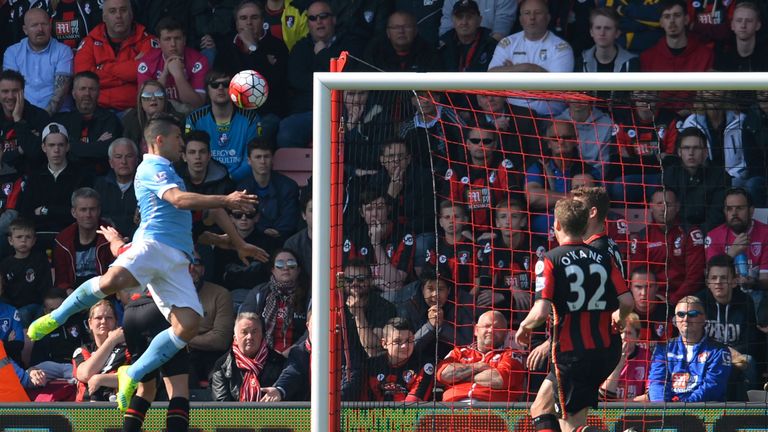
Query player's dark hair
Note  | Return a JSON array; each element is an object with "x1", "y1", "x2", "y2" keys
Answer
[
  {"x1": 73, "y1": 70, "x2": 100, "y2": 86},
  {"x1": 184, "y1": 130, "x2": 211, "y2": 152},
  {"x1": 0, "y1": 69, "x2": 25, "y2": 87},
  {"x1": 71, "y1": 187, "x2": 101, "y2": 208},
  {"x1": 155, "y1": 16, "x2": 185, "y2": 36},
  {"x1": 571, "y1": 186, "x2": 610, "y2": 221},
  {"x1": 554, "y1": 198, "x2": 589, "y2": 237},
  {"x1": 660, "y1": 0, "x2": 687, "y2": 14},
  {"x1": 143, "y1": 112, "x2": 181, "y2": 146},
  {"x1": 383, "y1": 316, "x2": 414, "y2": 334},
  {"x1": 247, "y1": 136, "x2": 275, "y2": 156},
  {"x1": 675, "y1": 127, "x2": 708, "y2": 152},
  {"x1": 8, "y1": 217, "x2": 35, "y2": 235},
  {"x1": 706, "y1": 254, "x2": 736, "y2": 277},
  {"x1": 724, "y1": 187, "x2": 753, "y2": 208}
]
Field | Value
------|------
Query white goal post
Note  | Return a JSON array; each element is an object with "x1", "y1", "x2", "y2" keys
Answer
[{"x1": 310, "y1": 71, "x2": 768, "y2": 432}]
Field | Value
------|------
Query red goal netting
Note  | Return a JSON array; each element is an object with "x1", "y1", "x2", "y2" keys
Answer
[{"x1": 327, "y1": 80, "x2": 768, "y2": 431}]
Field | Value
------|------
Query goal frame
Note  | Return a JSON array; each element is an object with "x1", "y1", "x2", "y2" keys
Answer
[{"x1": 310, "y1": 71, "x2": 768, "y2": 432}]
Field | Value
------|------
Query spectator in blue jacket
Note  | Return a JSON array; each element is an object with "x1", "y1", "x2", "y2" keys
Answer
[
  {"x1": 648, "y1": 295, "x2": 732, "y2": 402},
  {"x1": 236, "y1": 138, "x2": 300, "y2": 242}
]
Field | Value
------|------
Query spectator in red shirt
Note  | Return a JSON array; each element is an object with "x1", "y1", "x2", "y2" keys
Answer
[
  {"x1": 366, "y1": 317, "x2": 434, "y2": 402},
  {"x1": 437, "y1": 310, "x2": 525, "y2": 402},
  {"x1": 74, "y1": 0, "x2": 156, "y2": 111},
  {"x1": 640, "y1": 0, "x2": 714, "y2": 122},
  {"x1": 52, "y1": 187, "x2": 115, "y2": 294},
  {"x1": 630, "y1": 188, "x2": 706, "y2": 305},
  {"x1": 137, "y1": 17, "x2": 208, "y2": 114}
]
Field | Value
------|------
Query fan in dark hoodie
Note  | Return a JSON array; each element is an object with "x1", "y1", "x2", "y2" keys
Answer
[{"x1": 696, "y1": 254, "x2": 764, "y2": 401}]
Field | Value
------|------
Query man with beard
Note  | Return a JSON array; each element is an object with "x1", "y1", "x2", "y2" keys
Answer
[
  {"x1": 705, "y1": 188, "x2": 768, "y2": 305},
  {"x1": 53, "y1": 71, "x2": 123, "y2": 175}
]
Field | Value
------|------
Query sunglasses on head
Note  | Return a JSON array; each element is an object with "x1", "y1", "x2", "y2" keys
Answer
[
  {"x1": 231, "y1": 211, "x2": 257, "y2": 219},
  {"x1": 308, "y1": 12, "x2": 332, "y2": 21},
  {"x1": 344, "y1": 274, "x2": 368, "y2": 283},
  {"x1": 468, "y1": 138, "x2": 494, "y2": 145},
  {"x1": 140, "y1": 90, "x2": 165, "y2": 100},
  {"x1": 676, "y1": 310, "x2": 702, "y2": 319},
  {"x1": 208, "y1": 81, "x2": 230, "y2": 89},
  {"x1": 274, "y1": 259, "x2": 298, "y2": 269}
]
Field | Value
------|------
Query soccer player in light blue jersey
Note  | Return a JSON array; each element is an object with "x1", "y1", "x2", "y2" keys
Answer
[{"x1": 28, "y1": 113, "x2": 266, "y2": 411}]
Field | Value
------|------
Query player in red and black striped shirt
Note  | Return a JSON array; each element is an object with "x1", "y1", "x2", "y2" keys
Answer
[{"x1": 516, "y1": 199, "x2": 634, "y2": 432}]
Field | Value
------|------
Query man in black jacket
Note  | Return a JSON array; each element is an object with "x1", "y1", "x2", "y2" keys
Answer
[
  {"x1": 175, "y1": 130, "x2": 235, "y2": 196},
  {"x1": 663, "y1": 127, "x2": 729, "y2": 233},
  {"x1": 697, "y1": 253, "x2": 764, "y2": 401},
  {"x1": 209, "y1": 311, "x2": 286, "y2": 401},
  {"x1": 438, "y1": 0, "x2": 498, "y2": 72},
  {"x1": 53, "y1": 71, "x2": 123, "y2": 176},
  {"x1": 364, "y1": 10, "x2": 441, "y2": 72},
  {"x1": 93, "y1": 138, "x2": 139, "y2": 237},
  {"x1": 0, "y1": 69, "x2": 49, "y2": 172},
  {"x1": 278, "y1": 0, "x2": 365, "y2": 148}
]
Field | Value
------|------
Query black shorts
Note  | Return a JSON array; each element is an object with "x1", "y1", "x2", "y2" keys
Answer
[
  {"x1": 123, "y1": 296, "x2": 190, "y2": 383},
  {"x1": 546, "y1": 343, "x2": 621, "y2": 415}
]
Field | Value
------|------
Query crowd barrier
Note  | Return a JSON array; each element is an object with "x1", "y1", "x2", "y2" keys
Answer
[{"x1": 2, "y1": 402, "x2": 768, "y2": 431}]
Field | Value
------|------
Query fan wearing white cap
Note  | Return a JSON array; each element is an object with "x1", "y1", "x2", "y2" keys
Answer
[{"x1": 18, "y1": 122, "x2": 87, "y2": 232}]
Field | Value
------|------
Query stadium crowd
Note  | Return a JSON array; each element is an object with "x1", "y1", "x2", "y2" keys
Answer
[{"x1": 0, "y1": 0, "x2": 767, "y2": 408}]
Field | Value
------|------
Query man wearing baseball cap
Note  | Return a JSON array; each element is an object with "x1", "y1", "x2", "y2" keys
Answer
[
  {"x1": 18, "y1": 122, "x2": 89, "y2": 232},
  {"x1": 439, "y1": 0, "x2": 498, "y2": 72},
  {"x1": 439, "y1": 0, "x2": 516, "y2": 41}
]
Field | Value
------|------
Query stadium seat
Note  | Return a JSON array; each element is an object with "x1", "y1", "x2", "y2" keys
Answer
[
  {"x1": 754, "y1": 208, "x2": 768, "y2": 224},
  {"x1": 273, "y1": 148, "x2": 312, "y2": 187}
]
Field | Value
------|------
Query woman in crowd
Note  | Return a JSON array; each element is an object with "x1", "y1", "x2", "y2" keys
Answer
[
  {"x1": 72, "y1": 300, "x2": 129, "y2": 402},
  {"x1": 239, "y1": 248, "x2": 310, "y2": 356},
  {"x1": 121, "y1": 80, "x2": 182, "y2": 154}
]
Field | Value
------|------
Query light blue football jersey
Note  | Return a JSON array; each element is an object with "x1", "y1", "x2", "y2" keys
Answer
[{"x1": 132, "y1": 154, "x2": 194, "y2": 257}]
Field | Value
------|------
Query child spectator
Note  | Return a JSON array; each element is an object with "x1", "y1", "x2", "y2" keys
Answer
[
  {"x1": 366, "y1": 317, "x2": 434, "y2": 402},
  {"x1": 417, "y1": 201, "x2": 476, "y2": 297},
  {"x1": 600, "y1": 313, "x2": 652, "y2": 401},
  {"x1": 398, "y1": 269, "x2": 474, "y2": 361},
  {"x1": 72, "y1": 300, "x2": 129, "y2": 402},
  {"x1": 0, "y1": 218, "x2": 52, "y2": 327}
]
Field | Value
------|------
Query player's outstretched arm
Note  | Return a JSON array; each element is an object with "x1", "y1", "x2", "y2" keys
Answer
[
  {"x1": 205, "y1": 208, "x2": 269, "y2": 264},
  {"x1": 162, "y1": 188, "x2": 258, "y2": 212},
  {"x1": 515, "y1": 299, "x2": 552, "y2": 347}
]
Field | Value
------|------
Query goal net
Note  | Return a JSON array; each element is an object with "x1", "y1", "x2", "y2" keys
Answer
[{"x1": 310, "y1": 70, "x2": 768, "y2": 431}]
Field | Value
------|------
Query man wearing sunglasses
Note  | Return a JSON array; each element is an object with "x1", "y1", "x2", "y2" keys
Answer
[
  {"x1": 442, "y1": 123, "x2": 525, "y2": 231},
  {"x1": 185, "y1": 69, "x2": 261, "y2": 183},
  {"x1": 280, "y1": 0, "x2": 365, "y2": 148},
  {"x1": 647, "y1": 295, "x2": 731, "y2": 402}
]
